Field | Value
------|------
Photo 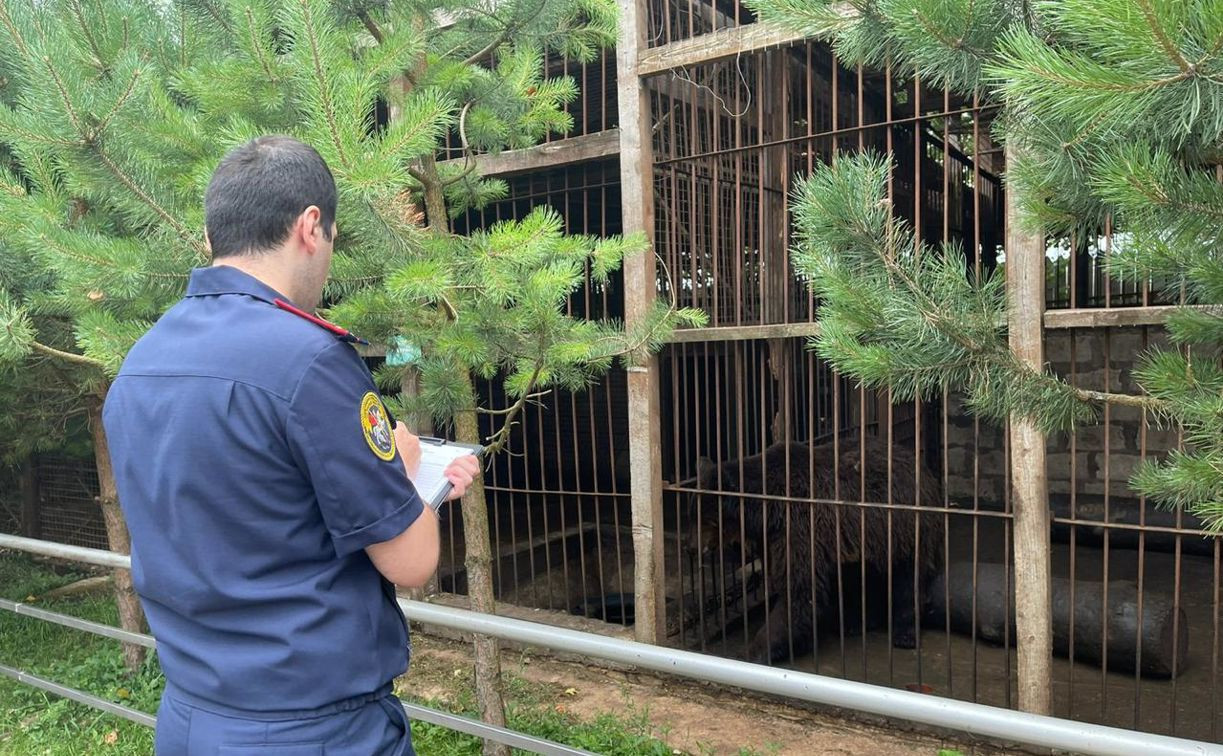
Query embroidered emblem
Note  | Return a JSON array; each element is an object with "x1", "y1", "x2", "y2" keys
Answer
[{"x1": 360, "y1": 392, "x2": 396, "y2": 461}]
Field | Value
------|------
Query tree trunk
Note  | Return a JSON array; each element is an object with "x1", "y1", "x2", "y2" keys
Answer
[
  {"x1": 417, "y1": 152, "x2": 508, "y2": 756},
  {"x1": 1004, "y1": 142, "x2": 1053, "y2": 715},
  {"x1": 88, "y1": 392, "x2": 148, "y2": 672},
  {"x1": 454, "y1": 374, "x2": 509, "y2": 756}
]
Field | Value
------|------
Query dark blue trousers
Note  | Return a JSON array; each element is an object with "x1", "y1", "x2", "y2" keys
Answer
[{"x1": 154, "y1": 684, "x2": 416, "y2": 755}]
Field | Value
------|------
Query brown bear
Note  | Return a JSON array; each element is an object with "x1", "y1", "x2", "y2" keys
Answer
[{"x1": 694, "y1": 437, "x2": 945, "y2": 664}]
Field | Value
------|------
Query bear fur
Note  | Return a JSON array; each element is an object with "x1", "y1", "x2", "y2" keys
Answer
[{"x1": 693, "y1": 437, "x2": 945, "y2": 664}]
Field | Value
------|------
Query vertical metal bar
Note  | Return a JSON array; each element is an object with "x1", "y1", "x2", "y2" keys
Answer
[
  {"x1": 736, "y1": 343, "x2": 749, "y2": 660},
  {"x1": 757, "y1": 58, "x2": 767, "y2": 324},
  {"x1": 735, "y1": 64, "x2": 744, "y2": 327},
  {"x1": 911, "y1": 73, "x2": 924, "y2": 686},
  {"x1": 712, "y1": 74, "x2": 721, "y2": 327},
  {"x1": 1214, "y1": 537, "x2": 1221, "y2": 740},
  {"x1": 616, "y1": 0, "x2": 665, "y2": 644},
  {"x1": 971, "y1": 91, "x2": 983, "y2": 705},
  {"x1": 677, "y1": 341, "x2": 690, "y2": 647},
  {"x1": 1135, "y1": 326, "x2": 1148, "y2": 730},
  {"x1": 1069, "y1": 331, "x2": 1079, "y2": 718},
  {"x1": 536, "y1": 363, "x2": 554, "y2": 610},
  {"x1": 1102, "y1": 327, "x2": 1112, "y2": 719},
  {"x1": 1004, "y1": 420, "x2": 1014, "y2": 709},
  {"x1": 671, "y1": 341, "x2": 683, "y2": 641},
  {"x1": 885, "y1": 61, "x2": 896, "y2": 686}
]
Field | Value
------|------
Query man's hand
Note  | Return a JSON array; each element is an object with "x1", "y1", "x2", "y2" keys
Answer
[
  {"x1": 443, "y1": 454, "x2": 481, "y2": 501},
  {"x1": 394, "y1": 423, "x2": 421, "y2": 480}
]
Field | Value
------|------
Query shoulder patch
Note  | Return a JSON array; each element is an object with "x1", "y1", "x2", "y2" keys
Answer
[{"x1": 360, "y1": 392, "x2": 397, "y2": 461}]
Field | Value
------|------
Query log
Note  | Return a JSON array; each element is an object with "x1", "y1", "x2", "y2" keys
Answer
[
  {"x1": 1049, "y1": 494, "x2": 1214, "y2": 557},
  {"x1": 929, "y1": 562, "x2": 1189, "y2": 679}
]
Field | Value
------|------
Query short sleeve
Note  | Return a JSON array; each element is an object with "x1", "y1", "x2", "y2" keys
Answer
[{"x1": 287, "y1": 341, "x2": 424, "y2": 557}]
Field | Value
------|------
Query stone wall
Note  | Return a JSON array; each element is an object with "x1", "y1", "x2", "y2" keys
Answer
[{"x1": 943, "y1": 326, "x2": 1178, "y2": 508}]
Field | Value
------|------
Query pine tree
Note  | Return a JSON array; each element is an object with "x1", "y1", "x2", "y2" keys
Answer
[
  {"x1": 320, "y1": 6, "x2": 703, "y2": 744},
  {"x1": 746, "y1": 0, "x2": 1223, "y2": 530},
  {"x1": 0, "y1": 0, "x2": 699, "y2": 720}
]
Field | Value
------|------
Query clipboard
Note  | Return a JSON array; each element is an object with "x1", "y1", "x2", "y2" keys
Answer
[{"x1": 414, "y1": 436, "x2": 485, "y2": 509}]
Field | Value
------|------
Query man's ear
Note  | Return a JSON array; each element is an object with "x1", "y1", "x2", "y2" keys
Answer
[{"x1": 296, "y1": 205, "x2": 324, "y2": 252}]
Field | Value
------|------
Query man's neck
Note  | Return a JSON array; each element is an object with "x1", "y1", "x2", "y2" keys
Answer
[{"x1": 212, "y1": 255, "x2": 305, "y2": 309}]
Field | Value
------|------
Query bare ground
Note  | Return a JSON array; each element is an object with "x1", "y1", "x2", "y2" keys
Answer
[{"x1": 398, "y1": 633, "x2": 1015, "y2": 756}]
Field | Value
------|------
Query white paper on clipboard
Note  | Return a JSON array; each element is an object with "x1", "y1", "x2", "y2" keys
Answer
[{"x1": 413, "y1": 438, "x2": 483, "y2": 508}]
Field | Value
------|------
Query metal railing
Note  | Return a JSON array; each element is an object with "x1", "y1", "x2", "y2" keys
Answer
[
  {"x1": 2, "y1": 533, "x2": 1222, "y2": 756},
  {"x1": 0, "y1": 535, "x2": 592, "y2": 756}
]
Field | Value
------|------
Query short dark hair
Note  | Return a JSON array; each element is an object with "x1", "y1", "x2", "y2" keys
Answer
[{"x1": 204, "y1": 136, "x2": 337, "y2": 258}]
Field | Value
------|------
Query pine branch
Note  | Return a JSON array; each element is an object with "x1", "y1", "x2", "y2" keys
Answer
[
  {"x1": 442, "y1": 104, "x2": 479, "y2": 188},
  {"x1": 483, "y1": 357, "x2": 544, "y2": 453},
  {"x1": 93, "y1": 148, "x2": 200, "y2": 251},
  {"x1": 68, "y1": 0, "x2": 108, "y2": 74},
  {"x1": 356, "y1": 9, "x2": 384, "y2": 44},
  {"x1": 244, "y1": 6, "x2": 279, "y2": 83},
  {"x1": 1135, "y1": 0, "x2": 1192, "y2": 74},
  {"x1": 33, "y1": 50, "x2": 200, "y2": 250},
  {"x1": 299, "y1": 0, "x2": 349, "y2": 169},
  {"x1": 0, "y1": 2, "x2": 32, "y2": 57},
  {"x1": 475, "y1": 389, "x2": 551, "y2": 414},
  {"x1": 94, "y1": 66, "x2": 144, "y2": 135},
  {"x1": 1073, "y1": 387, "x2": 1167, "y2": 412},
  {"x1": 464, "y1": 30, "x2": 510, "y2": 67},
  {"x1": 30, "y1": 340, "x2": 104, "y2": 370},
  {"x1": 39, "y1": 54, "x2": 89, "y2": 137}
]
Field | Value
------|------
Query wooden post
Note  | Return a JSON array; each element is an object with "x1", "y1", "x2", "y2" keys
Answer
[
  {"x1": 1005, "y1": 142, "x2": 1053, "y2": 715},
  {"x1": 20, "y1": 456, "x2": 40, "y2": 540},
  {"x1": 616, "y1": 0, "x2": 665, "y2": 645}
]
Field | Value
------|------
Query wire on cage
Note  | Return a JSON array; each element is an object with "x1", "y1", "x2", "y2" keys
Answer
[{"x1": 669, "y1": 50, "x2": 752, "y2": 119}]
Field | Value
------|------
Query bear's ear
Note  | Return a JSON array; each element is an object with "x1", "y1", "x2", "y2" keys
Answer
[{"x1": 696, "y1": 456, "x2": 717, "y2": 487}]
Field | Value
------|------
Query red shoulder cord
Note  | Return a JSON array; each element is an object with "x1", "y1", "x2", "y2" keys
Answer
[{"x1": 273, "y1": 299, "x2": 369, "y2": 345}]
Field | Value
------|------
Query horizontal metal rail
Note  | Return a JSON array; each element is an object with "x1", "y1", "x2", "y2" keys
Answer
[
  {"x1": 0, "y1": 654, "x2": 590, "y2": 756},
  {"x1": 400, "y1": 702, "x2": 595, "y2": 755},
  {"x1": 4, "y1": 533, "x2": 1222, "y2": 755},
  {"x1": 0, "y1": 538, "x2": 592, "y2": 755},
  {"x1": 0, "y1": 597, "x2": 156, "y2": 648},
  {"x1": 0, "y1": 663, "x2": 158, "y2": 728}
]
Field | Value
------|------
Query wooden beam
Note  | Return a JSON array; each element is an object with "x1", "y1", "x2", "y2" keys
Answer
[
  {"x1": 617, "y1": 0, "x2": 666, "y2": 646},
  {"x1": 437, "y1": 129, "x2": 620, "y2": 177},
  {"x1": 1005, "y1": 143, "x2": 1053, "y2": 716},
  {"x1": 637, "y1": 21, "x2": 810, "y2": 77},
  {"x1": 1043, "y1": 304, "x2": 1187, "y2": 329},
  {"x1": 665, "y1": 322, "x2": 819, "y2": 343}
]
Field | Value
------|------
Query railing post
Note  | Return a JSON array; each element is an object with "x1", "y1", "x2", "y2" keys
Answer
[
  {"x1": 615, "y1": 0, "x2": 665, "y2": 645},
  {"x1": 1005, "y1": 142, "x2": 1053, "y2": 715}
]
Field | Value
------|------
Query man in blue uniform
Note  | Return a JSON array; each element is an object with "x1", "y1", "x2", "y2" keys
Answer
[{"x1": 102, "y1": 135, "x2": 479, "y2": 754}]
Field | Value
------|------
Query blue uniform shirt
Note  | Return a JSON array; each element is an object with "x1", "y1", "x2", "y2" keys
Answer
[{"x1": 103, "y1": 265, "x2": 425, "y2": 714}]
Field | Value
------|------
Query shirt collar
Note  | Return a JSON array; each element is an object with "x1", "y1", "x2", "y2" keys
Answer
[{"x1": 184, "y1": 265, "x2": 291, "y2": 305}]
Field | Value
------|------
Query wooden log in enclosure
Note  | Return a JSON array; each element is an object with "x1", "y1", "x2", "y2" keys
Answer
[
  {"x1": 929, "y1": 562, "x2": 1189, "y2": 679},
  {"x1": 1048, "y1": 494, "x2": 1213, "y2": 557}
]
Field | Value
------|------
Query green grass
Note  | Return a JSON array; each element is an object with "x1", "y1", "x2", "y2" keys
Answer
[
  {"x1": 0, "y1": 553, "x2": 689, "y2": 755},
  {"x1": 0, "y1": 555, "x2": 159, "y2": 755}
]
